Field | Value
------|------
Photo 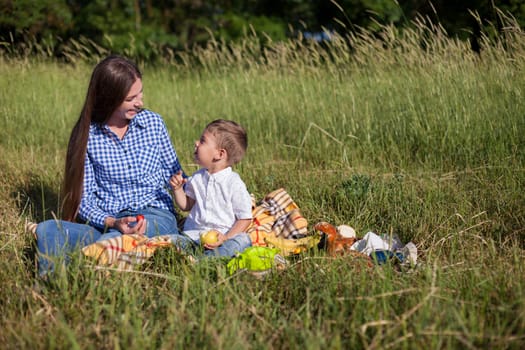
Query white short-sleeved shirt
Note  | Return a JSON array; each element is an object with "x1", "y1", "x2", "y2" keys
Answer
[{"x1": 183, "y1": 167, "x2": 252, "y2": 241}]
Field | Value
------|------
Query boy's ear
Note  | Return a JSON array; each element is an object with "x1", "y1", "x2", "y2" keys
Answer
[
  {"x1": 219, "y1": 148, "x2": 228, "y2": 160},
  {"x1": 217, "y1": 148, "x2": 228, "y2": 160}
]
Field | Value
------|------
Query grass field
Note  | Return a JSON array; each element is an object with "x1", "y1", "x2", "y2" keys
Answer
[{"x1": 0, "y1": 21, "x2": 524, "y2": 349}]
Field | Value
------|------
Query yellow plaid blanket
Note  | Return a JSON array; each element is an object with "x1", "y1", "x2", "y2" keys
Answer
[
  {"x1": 82, "y1": 188, "x2": 309, "y2": 267},
  {"x1": 247, "y1": 188, "x2": 308, "y2": 246},
  {"x1": 82, "y1": 234, "x2": 174, "y2": 270}
]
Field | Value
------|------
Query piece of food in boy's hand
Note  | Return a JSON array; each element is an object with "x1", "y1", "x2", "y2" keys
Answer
[
  {"x1": 200, "y1": 230, "x2": 219, "y2": 245},
  {"x1": 136, "y1": 214, "x2": 145, "y2": 222}
]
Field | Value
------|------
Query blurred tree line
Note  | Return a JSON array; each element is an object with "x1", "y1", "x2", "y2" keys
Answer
[{"x1": 0, "y1": 0, "x2": 523, "y2": 60}]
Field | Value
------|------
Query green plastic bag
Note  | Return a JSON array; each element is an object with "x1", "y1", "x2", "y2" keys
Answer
[{"x1": 227, "y1": 246, "x2": 287, "y2": 275}]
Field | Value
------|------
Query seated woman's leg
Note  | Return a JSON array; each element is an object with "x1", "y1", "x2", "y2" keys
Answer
[
  {"x1": 96, "y1": 229, "x2": 122, "y2": 241},
  {"x1": 137, "y1": 207, "x2": 197, "y2": 253},
  {"x1": 36, "y1": 219, "x2": 102, "y2": 276},
  {"x1": 98, "y1": 207, "x2": 180, "y2": 241},
  {"x1": 139, "y1": 207, "x2": 180, "y2": 237},
  {"x1": 204, "y1": 233, "x2": 252, "y2": 258}
]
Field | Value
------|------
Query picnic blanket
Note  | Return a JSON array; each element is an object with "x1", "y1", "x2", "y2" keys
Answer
[
  {"x1": 82, "y1": 188, "x2": 309, "y2": 268},
  {"x1": 82, "y1": 234, "x2": 174, "y2": 270},
  {"x1": 247, "y1": 188, "x2": 308, "y2": 246}
]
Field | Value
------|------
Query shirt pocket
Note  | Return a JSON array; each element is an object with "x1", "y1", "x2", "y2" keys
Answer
[{"x1": 135, "y1": 143, "x2": 161, "y2": 176}]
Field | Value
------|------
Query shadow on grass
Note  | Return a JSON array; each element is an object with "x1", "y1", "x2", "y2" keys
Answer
[
  {"x1": 13, "y1": 173, "x2": 62, "y2": 278},
  {"x1": 15, "y1": 173, "x2": 62, "y2": 223}
]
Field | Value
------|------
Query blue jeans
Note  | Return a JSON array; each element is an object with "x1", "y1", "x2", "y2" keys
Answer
[
  {"x1": 96, "y1": 207, "x2": 180, "y2": 240},
  {"x1": 36, "y1": 207, "x2": 183, "y2": 276},
  {"x1": 168, "y1": 232, "x2": 252, "y2": 259},
  {"x1": 203, "y1": 233, "x2": 252, "y2": 258}
]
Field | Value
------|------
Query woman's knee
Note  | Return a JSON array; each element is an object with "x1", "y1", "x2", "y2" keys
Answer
[
  {"x1": 35, "y1": 219, "x2": 60, "y2": 238},
  {"x1": 145, "y1": 215, "x2": 179, "y2": 236},
  {"x1": 36, "y1": 220, "x2": 102, "y2": 250}
]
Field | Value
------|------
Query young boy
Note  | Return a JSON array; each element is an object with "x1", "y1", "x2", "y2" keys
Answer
[{"x1": 169, "y1": 119, "x2": 253, "y2": 257}]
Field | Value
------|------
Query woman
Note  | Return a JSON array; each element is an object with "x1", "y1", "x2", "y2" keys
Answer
[{"x1": 35, "y1": 55, "x2": 186, "y2": 275}]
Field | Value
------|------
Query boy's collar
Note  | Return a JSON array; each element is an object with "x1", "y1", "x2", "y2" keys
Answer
[{"x1": 205, "y1": 166, "x2": 232, "y2": 180}]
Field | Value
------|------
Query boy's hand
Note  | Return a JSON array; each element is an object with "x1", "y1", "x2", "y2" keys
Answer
[
  {"x1": 169, "y1": 170, "x2": 187, "y2": 191},
  {"x1": 204, "y1": 232, "x2": 226, "y2": 250}
]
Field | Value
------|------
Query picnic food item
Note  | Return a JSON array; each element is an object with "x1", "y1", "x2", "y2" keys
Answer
[
  {"x1": 314, "y1": 221, "x2": 358, "y2": 256},
  {"x1": 314, "y1": 221, "x2": 373, "y2": 267},
  {"x1": 129, "y1": 214, "x2": 145, "y2": 228},
  {"x1": 337, "y1": 224, "x2": 356, "y2": 238},
  {"x1": 200, "y1": 230, "x2": 219, "y2": 245},
  {"x1": 264, "y1": 233, "x2": 320, "y2": 256}
]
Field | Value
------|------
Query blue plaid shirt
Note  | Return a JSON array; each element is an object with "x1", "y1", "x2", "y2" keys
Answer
[{"x1": 78, "y1": 109, "x2": 183, "y2": 229}]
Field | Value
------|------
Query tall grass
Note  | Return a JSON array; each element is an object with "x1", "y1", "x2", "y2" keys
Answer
[{"x1": 1, "y1": 18, "x2": 524, "y2": 349}]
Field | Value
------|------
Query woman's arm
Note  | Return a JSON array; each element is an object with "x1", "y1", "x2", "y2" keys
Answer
[{"x1": 77, "y1": 152, "x2": 109, "y2": 229}]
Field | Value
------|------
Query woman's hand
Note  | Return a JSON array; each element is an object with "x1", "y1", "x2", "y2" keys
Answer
[{"x1": 112, "y1": 216, "x2": 147, "y2": 235}]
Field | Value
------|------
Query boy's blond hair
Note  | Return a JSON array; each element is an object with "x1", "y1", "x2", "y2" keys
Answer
[{"x1": 205, "y1": 119, "x2": 247, "y2": 165}]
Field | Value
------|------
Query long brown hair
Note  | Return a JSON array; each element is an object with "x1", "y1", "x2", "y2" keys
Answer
[{"x1": 62, "y1": 55, "x2": 142, "y2": 221}]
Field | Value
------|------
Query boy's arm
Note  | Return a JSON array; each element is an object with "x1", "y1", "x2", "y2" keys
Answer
[
  {"x1": 224, "y1": 218, "x2": 252, "y2": 240},
  {"x1": 172, "y1": 187, "x2": 195, "y2": 211},
  {"x1": 169, "y1": 171, "x2": 195, "y2": 211}
]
